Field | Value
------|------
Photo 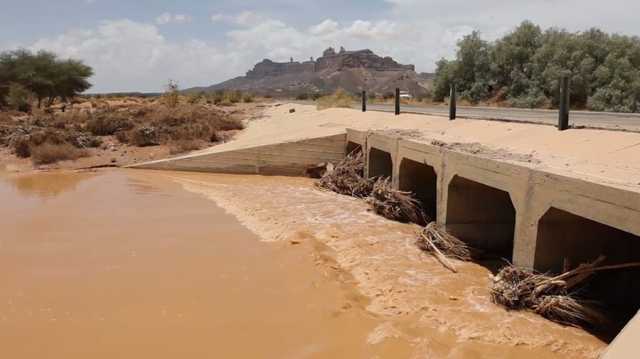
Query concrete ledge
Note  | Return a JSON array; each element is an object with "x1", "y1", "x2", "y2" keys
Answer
[{"x1": 131, "y1": 133, "x2": 347, "y2": 176}]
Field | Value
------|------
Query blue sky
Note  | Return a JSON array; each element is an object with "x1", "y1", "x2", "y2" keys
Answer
[{"x1": 2, "y1": 0, "x2": 639, "y2": 93}]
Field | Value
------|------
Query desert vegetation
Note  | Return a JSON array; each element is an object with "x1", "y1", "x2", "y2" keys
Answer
[
  {"x1": 0, "y1": 95, "x2": 245, "y2": 165},
  {"x1": 316, "y1": 89, "x2": 354, "y2": 110},
  {"x1": 434, "y1": 21, "x2": 640, "y2": 112},
  {"x1": 0, "y1": 49, "x2": 93, "y2": 110}
]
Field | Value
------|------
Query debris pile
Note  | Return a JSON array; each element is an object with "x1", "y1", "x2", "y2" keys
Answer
[
  {"x1": 490, "y1": 256, "x2": 640, "y2": 327},
  {"x1": 316, "y1": 150, "x2": 373, "y2": 198},
  {"x1": 369, "y1": 177, "x2": 427, "y2": 225}
]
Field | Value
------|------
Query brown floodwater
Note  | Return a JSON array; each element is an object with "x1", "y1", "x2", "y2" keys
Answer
[{"x1": 0, "y1": 169, "x2": 412, "y2": 358}]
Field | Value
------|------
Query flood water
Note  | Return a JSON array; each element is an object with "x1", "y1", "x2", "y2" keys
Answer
[{"x1": 0, "y1": 169, "x2": 411, "y2": 358}]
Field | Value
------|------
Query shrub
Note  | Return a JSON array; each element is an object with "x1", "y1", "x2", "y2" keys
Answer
[
  {"x1": 316, "y1": 89, "x2": 354, "y2": 110},
  {"x1": 130, "y1": 126, "x2": 159, "y2": 146},
  {"x1": 86, "y1": 114, "x2": 133, "y2": 135},
  {"x1": 169, "y1": 139, "x2": 202, "y2": 155},
  {"x1": 187, "y1": 92, "x2": 204, "y2": 104},
  {"x1": 6, "y1": 83, "x2": 33, "y2": 112},
  {"x1": 507, "y1": 89, "x2": 549, "y2": 109},
  {"x1": 162, "y1": 80, "x2": 180, "y2": 108},
  {"x1": 225, "y1": 90, "x2": 242, "y2": 104},
  {"x1": 12, "y1": 136, "x2": 31, "y2": 158},
  {"x1": 242, "y1": 93, "x2": 255, "y2": 103},
  {"x1": 296, "y1": 93, "x2": 310, "y2": 100},
  {"x1": 30, "y1": 143, "x2": 88, "y2": 164}
]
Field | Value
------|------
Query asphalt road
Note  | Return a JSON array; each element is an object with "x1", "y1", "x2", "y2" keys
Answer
[{"x1": 364, "y1": 103, "x2": 640, "y2": 131}]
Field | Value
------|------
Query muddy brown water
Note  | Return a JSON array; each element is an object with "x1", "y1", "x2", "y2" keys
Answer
[{"x1": 0, "y1": 169, "x2": 411, "y2": 358}]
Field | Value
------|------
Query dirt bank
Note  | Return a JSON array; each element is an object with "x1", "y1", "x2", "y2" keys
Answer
[{"x1": 164, "y1": 171, "x2": 606, "y2": 358}]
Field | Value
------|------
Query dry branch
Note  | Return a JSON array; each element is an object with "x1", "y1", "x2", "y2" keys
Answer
[{"x1": 416, "y1": 223, "x2": 472, "y2": 272}]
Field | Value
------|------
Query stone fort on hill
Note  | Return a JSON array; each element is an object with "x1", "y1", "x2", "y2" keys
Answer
[{"x1": 246, "y1": 47, "x2": 415, "y2": 79}]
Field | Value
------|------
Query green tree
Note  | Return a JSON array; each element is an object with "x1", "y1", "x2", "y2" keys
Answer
[
  {"x1": 433, "y1": 21, "x2": 640, "y2": 112},
  {"x1": 0, "y1": 49, "x2": 93, "y2": 107}
]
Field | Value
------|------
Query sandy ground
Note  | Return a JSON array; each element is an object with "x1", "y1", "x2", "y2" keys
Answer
[
  {"x1": 176, "y1": 103, "x2": 640, "y2": 192},
  {"x1": 161, "y1": 171, "x2": 607, "y2": 359}
]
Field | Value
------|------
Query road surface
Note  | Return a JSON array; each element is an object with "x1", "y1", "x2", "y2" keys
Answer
[{"x1": 363, "y1": 103, "x2": 640, "y2": 131}]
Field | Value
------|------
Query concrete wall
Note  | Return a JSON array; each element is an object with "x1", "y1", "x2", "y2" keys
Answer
[
  {"x1": 132, "y1": 134, "x2": 347, "y2": 176},
  {"x1": 346, "y1": 128, "x2": 640, "y2": 269}
]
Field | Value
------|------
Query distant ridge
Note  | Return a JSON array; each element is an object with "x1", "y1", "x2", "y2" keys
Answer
[{"x1": 187, "y1": 47, "x2": 433, "y2": 97}]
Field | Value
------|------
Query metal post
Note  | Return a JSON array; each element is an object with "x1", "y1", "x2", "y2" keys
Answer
[
  {"x1": 558, "y1": 76, "x2": 570, "y2": 131},
  {"x1": 362, "y1": 90, "x2": 367, "y2": 112},
  {"x1": 449, "y1": 83, "x2": 457, "y2": 120},
  {"x1": 395, "y1": 88, "x2": 400, "y2": 115}
]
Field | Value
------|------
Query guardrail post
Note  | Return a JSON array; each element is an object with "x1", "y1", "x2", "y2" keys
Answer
[
  {"x1": 362, "y1": 90, "x2": 367, "y2": 112},
  {"x1": 395, "y1": 88, "x2": 400, "y2": 115},
  {"x1": 449, "y1": 83, "x2": 457, "y2": 120},
  {"x1": 558, "y1": 75, "x2": 570, "y2": 130}
]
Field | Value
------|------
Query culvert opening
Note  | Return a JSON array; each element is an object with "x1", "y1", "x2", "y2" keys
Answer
[
  {"x1": 446, "y1": 176, "x2": 515, "y2": 262},
  {"x1": 398, "y1": 159, "x2": 437, "y2": 222},
  {"x1": 346, "y1": 141, "x2": 362, "y2": 155},
  {"x1": 535, "y1": 207, "x2": 640, "y2": 338},
  {"x1": 368, "y1": 148, "x2": 392, "y2": 178}
]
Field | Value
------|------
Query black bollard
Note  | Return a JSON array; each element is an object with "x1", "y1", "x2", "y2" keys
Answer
[
  {"x1": 362, "y1": 90, "x2": 367, "y2": 112},
  {"x1": 558, "y1": 76, "x2": 570, "y2": 130},
  {"x1": 449, "y1": 83, "x2": 457, "y2": 120},
  {"x1": 395, "y1": 88, "x2": 400, "y2": 115}
]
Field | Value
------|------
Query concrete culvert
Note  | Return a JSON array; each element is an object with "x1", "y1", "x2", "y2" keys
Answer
[
  {"x1": 445, "y1": 175, "x2": 516, "y2": 261},
  {"x1": 368, "y1": 148, "x2": 393, "y2": 178},
  {"x1": 346, "y1": 141, "x2": 362, "y2": 156},
  {"x1": 535, "y1": 208, "x2": 640, "y2": 336},
  {"x1": 398, "y1": 158, "x2": 438, "y2": 221}
]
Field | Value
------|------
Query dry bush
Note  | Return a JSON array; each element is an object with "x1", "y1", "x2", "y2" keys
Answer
[
  {"x1": 86, "y1": 113, "x2": 133, "y2": 135},
  {"x1": 12, "y1": 136, "x2": 31, "y2": 157},
  {"x1": 243, "y1": 93, "x2": 255, "y2": 103},
  {"x1": 169, "y1": 139, "x2": 202, "y2": 154},
  {"x1": 130, "y1": 126, "x2": 159, "y2": 147},
  {"x1": 316, "y1": 89, "x2": 354, "y2": 110},
  {"x1": 31, "y1": 143, "x2": 88, "y2": 164}
]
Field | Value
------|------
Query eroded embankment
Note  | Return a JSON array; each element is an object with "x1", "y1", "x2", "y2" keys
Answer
[{"x1": 166, "y1": 171, "x2": 606, "y2": 359}]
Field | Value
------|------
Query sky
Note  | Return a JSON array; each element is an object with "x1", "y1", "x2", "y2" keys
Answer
[{"x1": 1, "y1": 0, "x2": 639, "y2": 93}]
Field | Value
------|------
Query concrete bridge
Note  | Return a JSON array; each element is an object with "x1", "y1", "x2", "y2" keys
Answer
[{"x1": 132, "y1": 104, "x2": 640, "y2": 354}]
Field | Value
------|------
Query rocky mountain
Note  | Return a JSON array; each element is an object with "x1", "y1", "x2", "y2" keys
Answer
[{"x1": 189, "y1": 47, "x2": 433, "y2": 97}]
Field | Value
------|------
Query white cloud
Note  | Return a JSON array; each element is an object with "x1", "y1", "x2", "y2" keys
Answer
[
  {"x1": 30, "y1": 20, "x2": 241, "y2": 93},
  {"x1": 155, "y1": 12, "x2": 192, "y2": 25},
  {"x1": 210, "y1": 13, "x2": 227, "y2": 23},
  {"x1": 16, "y1": 0, "x2": 640, "y2": 93},
  {"x1": 309, "y1": 19, "x2": 339, "y2": 36}
]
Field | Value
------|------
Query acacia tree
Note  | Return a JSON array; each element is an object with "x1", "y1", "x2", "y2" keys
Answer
[{"x1": 0, "y1": 49, "x2": 93, "y2": 109}]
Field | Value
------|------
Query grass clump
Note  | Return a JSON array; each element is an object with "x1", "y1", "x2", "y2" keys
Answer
[{"x1": 316, "y1": 89, "x2": 353, "y2": 110}]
